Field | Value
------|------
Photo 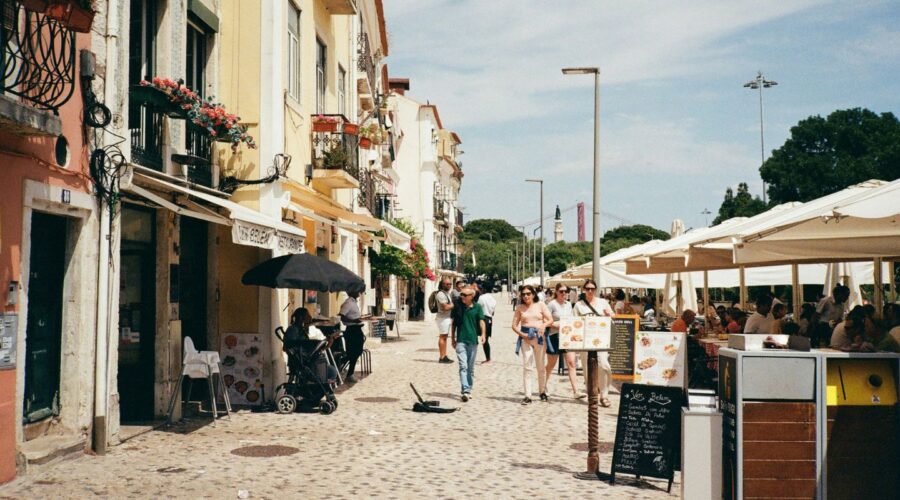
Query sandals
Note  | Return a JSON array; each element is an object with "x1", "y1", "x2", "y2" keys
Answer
[{"x1": 600, "y1": 397, "x2": 612, "y2": 407}]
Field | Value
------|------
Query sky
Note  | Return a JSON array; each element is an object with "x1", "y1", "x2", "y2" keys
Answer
[{"x1": 381, "y1": 0, "x2": 900, "y2": 240}]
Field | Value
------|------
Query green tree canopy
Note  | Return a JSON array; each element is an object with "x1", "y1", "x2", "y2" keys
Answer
[
  {"x1": 712, "y1": 182, "x2": 767, "y2": 225},
  {"x1": 761, "y1": 108, "x2": 900, "y2": 204},
  {"x1": 460, "y1": 219, "x2": 523, "y2": 241},
  {"x1": 602, "y1": 224, "x2": 669, "y2": 242}
]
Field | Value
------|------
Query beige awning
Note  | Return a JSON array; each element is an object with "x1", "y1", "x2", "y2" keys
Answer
[
  {"x1": 283, "y1": 179, "x2": 381, "y2": 231},
  {"x1": 123, "y1": 167, "x2": 305, "y2": 253}
]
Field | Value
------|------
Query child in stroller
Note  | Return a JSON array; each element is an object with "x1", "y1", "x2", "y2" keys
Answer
[{"x1": 274, "y1": 308, "x2": 340, "y2": 414}]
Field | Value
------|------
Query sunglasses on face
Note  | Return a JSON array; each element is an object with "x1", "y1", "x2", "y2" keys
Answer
[
  {"x1": 521, "y1": 292, "x2": 533, "y2": 296},
  {"x1": 584, "y1": 287, "x2": 596, "y2": 291},
  {"x1": 461, "y1": 292, "x2": 474, "y2": 297}
]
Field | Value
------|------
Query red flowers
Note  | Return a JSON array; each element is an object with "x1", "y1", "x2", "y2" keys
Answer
[{"x1": 140, "y1": 77, "x2": 256, "y2": 151}]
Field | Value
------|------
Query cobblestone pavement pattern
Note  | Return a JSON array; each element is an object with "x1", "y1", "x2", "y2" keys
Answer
[{"x1": 0, "y1": 296, "x2": 679, "y2": 499}]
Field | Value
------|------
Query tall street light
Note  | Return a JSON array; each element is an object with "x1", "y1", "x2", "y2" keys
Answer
[
  {"x1": 526, "y1": 178, "x2": 544, "y2": 288},
  {"x1": 744, "y1": 71, "x2": 777, "y2": 204},
  {"x1": 563, "y1": 65, "x2": 603, "y2": 481},
  {"x1": 514, "y1": 225, "x2": 526, "y2": 286},
  {"x1": 532, "y1": 226, "x2": 540, "y2": 276}
]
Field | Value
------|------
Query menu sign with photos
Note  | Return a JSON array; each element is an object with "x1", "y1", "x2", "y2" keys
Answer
[
  {"x1": 220, "y1": 333, "x2": 264, "y2": 406},
  {"x1": 633, "y1": 332, "x2": 687, "y2": 387},
  {"x1": 558, "y1": 316, "x2": 613, "y2": 351}
]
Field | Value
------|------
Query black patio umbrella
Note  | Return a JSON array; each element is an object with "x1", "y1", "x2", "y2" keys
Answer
[{"x1": 241, "y1": 253, "x2": 366, "y2": 293}]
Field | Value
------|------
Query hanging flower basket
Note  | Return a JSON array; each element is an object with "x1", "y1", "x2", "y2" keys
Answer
[
  {"x1": 45, "y1": 1, "x2": 95, "y2": 33},
  {"x1": 139, "y1": 77, "x2": 256, "y2": 151},
  {"x1": 359, "y1": 137, "x2": 373, "y2": 149},
  {"x1": 129, "y1": 85, "x2": 187, "y2": 117},
  {"x1": 342, "y1": 123, "x2": 359, "y2": 135}
]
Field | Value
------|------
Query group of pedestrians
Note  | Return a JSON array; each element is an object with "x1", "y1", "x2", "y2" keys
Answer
[
  {"x1": 511, "y1": 280, "x2": 614, "y2": 405},
  {"x1": 436, "y1": 277, "x2": 615, "y2": 406}
]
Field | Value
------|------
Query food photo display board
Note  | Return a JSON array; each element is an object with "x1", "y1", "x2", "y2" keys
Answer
[
  {"x1": 558, "y1": 316, "x2": 613, "y2": 351},
  {"x1": 633, "y1": 332, "x2": 687, "y2": 387},
  {"x1": 220, "y1": 333, "x2": 264, "y2": 406}
]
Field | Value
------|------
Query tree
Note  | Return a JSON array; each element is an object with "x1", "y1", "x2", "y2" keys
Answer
[
  {"x1": 544, "y1": 241, "x2": 593, "y2": 275},
  {"x1": 712, "y1": 182, "x2": 766, "y2": 225},
  {"x1": 460, "y1": 219, "x2": 523, "y2": 241},
  {"x1": 602, "y1": 224, "x2": 669, "y2": 242},
  {"x1": 761, "y1": 108, "x2": 900, "y2": 204}
]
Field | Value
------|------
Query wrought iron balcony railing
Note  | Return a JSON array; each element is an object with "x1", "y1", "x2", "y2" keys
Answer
[
  {"x1": 129, "y1": 103, "x2": 164, "y2": 171},
  {"x1": 0, "y1": 1, "x2": 76, "y2": 114},
  {"x1": 185, "y1": 124, "x2": 214, "y2": 186}
]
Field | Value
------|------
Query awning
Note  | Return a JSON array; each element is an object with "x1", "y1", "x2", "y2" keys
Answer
[
  {"x1": 381, "y1": 220, "x2": 411, "y2": 250},
  {"x1": 123, "y1": 168, "x2": 305, "y2": 253},
  {"x1": 283, "y1": 179, "x2": 381, "y2": 231}
]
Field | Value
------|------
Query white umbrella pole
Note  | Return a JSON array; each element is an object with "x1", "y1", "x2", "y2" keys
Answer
[
  {"x1": 739, "y1": 266, "x2": 747, "y2": 310},
  {"x1": 874, "y1": 258, "x2": 884, "y2": 317},
  {"x1": 676, "y1": 277, "x2": 684, "y2": 316}
]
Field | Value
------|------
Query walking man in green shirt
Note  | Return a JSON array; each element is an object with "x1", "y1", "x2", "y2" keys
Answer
[{"x1": 452, "y1": 286, "x2": 486, "y2": 402}]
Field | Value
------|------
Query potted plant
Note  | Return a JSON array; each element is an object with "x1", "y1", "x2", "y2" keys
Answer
[
  {"x1": 360, "y1": 124, "x2": 384, "y2": 146},
  {"x1": 46, "y1": 0, "x2": 95, "y2": 33},
  {"x1": 342, "y1": 123, "x2": 359, "y2": 135},
  {"x1": 311, "y1": 115, "x2": 339, "y2": 133},
  {"x1": 323, "y1": 145, "x2": 349, "y2": 170},
  {"x1": 359, "y1": 137, "x2": 373, "y2": 149}
]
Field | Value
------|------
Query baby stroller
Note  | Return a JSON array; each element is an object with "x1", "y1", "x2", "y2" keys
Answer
[{"x1": 274, "y1": 327, "x2": 339, "y2": 414}]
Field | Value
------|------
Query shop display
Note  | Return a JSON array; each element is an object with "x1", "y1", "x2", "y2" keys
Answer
[{"x1": 220, "y1": 333, "x2": 264, "y2": 406}]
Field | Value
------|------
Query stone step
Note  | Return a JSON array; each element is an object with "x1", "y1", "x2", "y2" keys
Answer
[{"x1": 18, "y1": 434, "x2": 87, "y2": 473}]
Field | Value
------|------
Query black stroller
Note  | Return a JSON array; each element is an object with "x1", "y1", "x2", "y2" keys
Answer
[{"x1": 274, "y1": 327, "x2": 339, "y2": 414}]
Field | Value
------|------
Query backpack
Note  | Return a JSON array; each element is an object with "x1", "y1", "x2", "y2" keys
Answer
[{"x1": 428, "y1": 291, "x2": 440, "y2": 313}]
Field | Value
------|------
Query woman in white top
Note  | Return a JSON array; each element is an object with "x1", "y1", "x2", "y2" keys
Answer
[
  {"x1": 573, "y1": 279, "x2": 615, "y2": 407},
  {"x1": 545, "y1": 283, "x2": 585, "y2": 399},
  {"x1": 511, "y1": 284, "x2": 553, "y2": 404}
]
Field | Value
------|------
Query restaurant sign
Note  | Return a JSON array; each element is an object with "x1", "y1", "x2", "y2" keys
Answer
[{"x1": 232, "y1": 219, "x2": 303, "y2": 253}]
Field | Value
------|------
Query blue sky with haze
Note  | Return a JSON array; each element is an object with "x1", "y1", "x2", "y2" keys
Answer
[{"x1": 382, "y1": 0, "x2": 900, "y2": 239}]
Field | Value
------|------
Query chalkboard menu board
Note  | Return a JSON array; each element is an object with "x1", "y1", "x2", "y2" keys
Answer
[
  {"x1": 610, "y1": 315, "x2": 639, "y2": 377},
  {"x1": 371, "y1": 319, "x2": 386, "y2": 339},
  {"x1": 611, "y1": 383, "x2": 684, "y2": 491},
  {"x1": 719, "y1": 354, "x2": 738, "y2": 500}
]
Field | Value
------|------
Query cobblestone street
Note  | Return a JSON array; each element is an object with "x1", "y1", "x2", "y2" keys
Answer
[{"x1": 0, "y1": 297, "x2": 679, "y2": 499}]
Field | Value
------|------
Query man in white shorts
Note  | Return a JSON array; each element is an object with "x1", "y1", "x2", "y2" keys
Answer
[{"x1": 435, "y1": 278, "x2": 454, "y2": 363}]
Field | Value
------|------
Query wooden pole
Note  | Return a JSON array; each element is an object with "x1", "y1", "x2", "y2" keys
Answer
[
  {"x1": 703, "y1": 271, "x2": 710, "y2": 332},
  {"x1": 791, "y1": 264, "x2": 800, "y2": 318},
  {"x1": 890, "y1": 261, "x2": 897, "y2": 302},
  {"x1": 874, "y1": 258, "x2": 884, "y2": 317},
  {"x1": 739, "y1": 266, "x2": 747, "y2": 310}
]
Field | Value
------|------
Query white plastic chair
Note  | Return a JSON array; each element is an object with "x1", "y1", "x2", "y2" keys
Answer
[{"x1": 166, "y1": 337, "x2": 232, "y2": 425}]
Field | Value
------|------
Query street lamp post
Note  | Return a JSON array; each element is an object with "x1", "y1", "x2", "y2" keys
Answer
[
  {"x1": 526, "y1": 179, "x2": 545, "y2": 288},
  {"x1": 532, "y1": 226, "x2": 540, "y2": 276},
  {"x1": 563, "y1": 65, "x2": 604, "y2": 481},
  {"x1": 744, "y1": 71, "x2": 777, "y2": 204},
  {"x1": 515, "y1": 225, "x2": 526, "y2": 286}
]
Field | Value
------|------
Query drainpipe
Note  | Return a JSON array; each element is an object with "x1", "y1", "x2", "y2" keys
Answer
[{"x1": 93, "y1": 0, "x2": 120, "y2": 455}]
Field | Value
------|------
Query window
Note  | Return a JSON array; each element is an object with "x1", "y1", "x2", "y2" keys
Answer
[
  {"x1": 287, "y1": 5, "x2": 301, "y2": 100},
  {"x1": 316, "y1": 38, "x2": 326, "y2": 114},
  {"x1": 128, "y1": 0, "x2": 156, "y2": 87},
  {"x1": 338, "y1": 66, "x2": 346, "y2": 116},
  {"x1": 185, "y1": 22, "x2": 207, "y2": 96}
]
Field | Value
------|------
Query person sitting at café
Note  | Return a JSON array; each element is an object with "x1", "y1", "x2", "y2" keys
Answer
[
  {"x1": 671, "y1": 309, "x2": 696, "y2": 333},
  {"x1": 724, "y1": 308, "x2": 743, "y2": 334},
  {"x1": 885, "y1": 303, "x2": 900, "y2": 345},
  {"x1": 770, "y1": 303, "x2": 788, "y2": 334},
  {"x1": 744, "y1": 295, "x2": 774, "y2": 334},
  {"x1": 813, "y1": 284, "x2": 851, "y2": 346},
  {"x1": 831, "y1": 306, "x2": 867, "y2": 349},
  {"x1": 642, "y1": 296, "x2": 657, "y2": 323}
]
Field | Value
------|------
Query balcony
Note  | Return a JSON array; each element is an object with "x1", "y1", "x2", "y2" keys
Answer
[
  {"x1": 455, "y1": 208, "x2": 464, "y2": 229},
  {"x1": 433, "y1": 199, "x2": 447, "y2": 225},
  {"x1": 183, "y1": 124, "x2": 214, "y2": 187},
  {"x1": 440, "y1": 252, "x2": 458, "y2": 272},
  {"x1": 311, "y1": 114, "x2": 359, "y2": 191},
  {"x1": 0, "y1": 3, "x2": 75, "y2": 135},
  {"x1": 129, "y1": 103, "x2": 164, "y2": 171},
  {"x1": 321, "y1": 0, "x2": 357, "y2": 15}
]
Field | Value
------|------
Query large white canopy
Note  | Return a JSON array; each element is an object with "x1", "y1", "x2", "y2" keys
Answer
[{"x1": 735, "y1": 178, "x2": 900, "y2": 265}]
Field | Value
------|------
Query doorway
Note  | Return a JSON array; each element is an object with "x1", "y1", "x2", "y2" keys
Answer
[
  {"x1": 179, "y1": 217, "x2": 208, "y2": 350},
  {"x1": 23, "y1": 213, "x2": 68, "y2": 424},
  {"x1": 118, "y1": 206, "x2": 157, "y2": 422}
]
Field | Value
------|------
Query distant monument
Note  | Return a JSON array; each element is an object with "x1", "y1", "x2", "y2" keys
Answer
[{"x1": 554, "y1": 205, "x2": 564, "y2": 243}]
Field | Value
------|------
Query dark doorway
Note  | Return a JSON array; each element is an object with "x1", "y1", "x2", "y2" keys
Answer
[
  {"x1": 179, "y1": 217, "x2": 208, "y2": 350},
  {"x1": 23, "y1": 212, "x2": 68, "y2": 423},
  {"x1": 118, "y1": 206, "x2": 157, "y2": 422}
]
